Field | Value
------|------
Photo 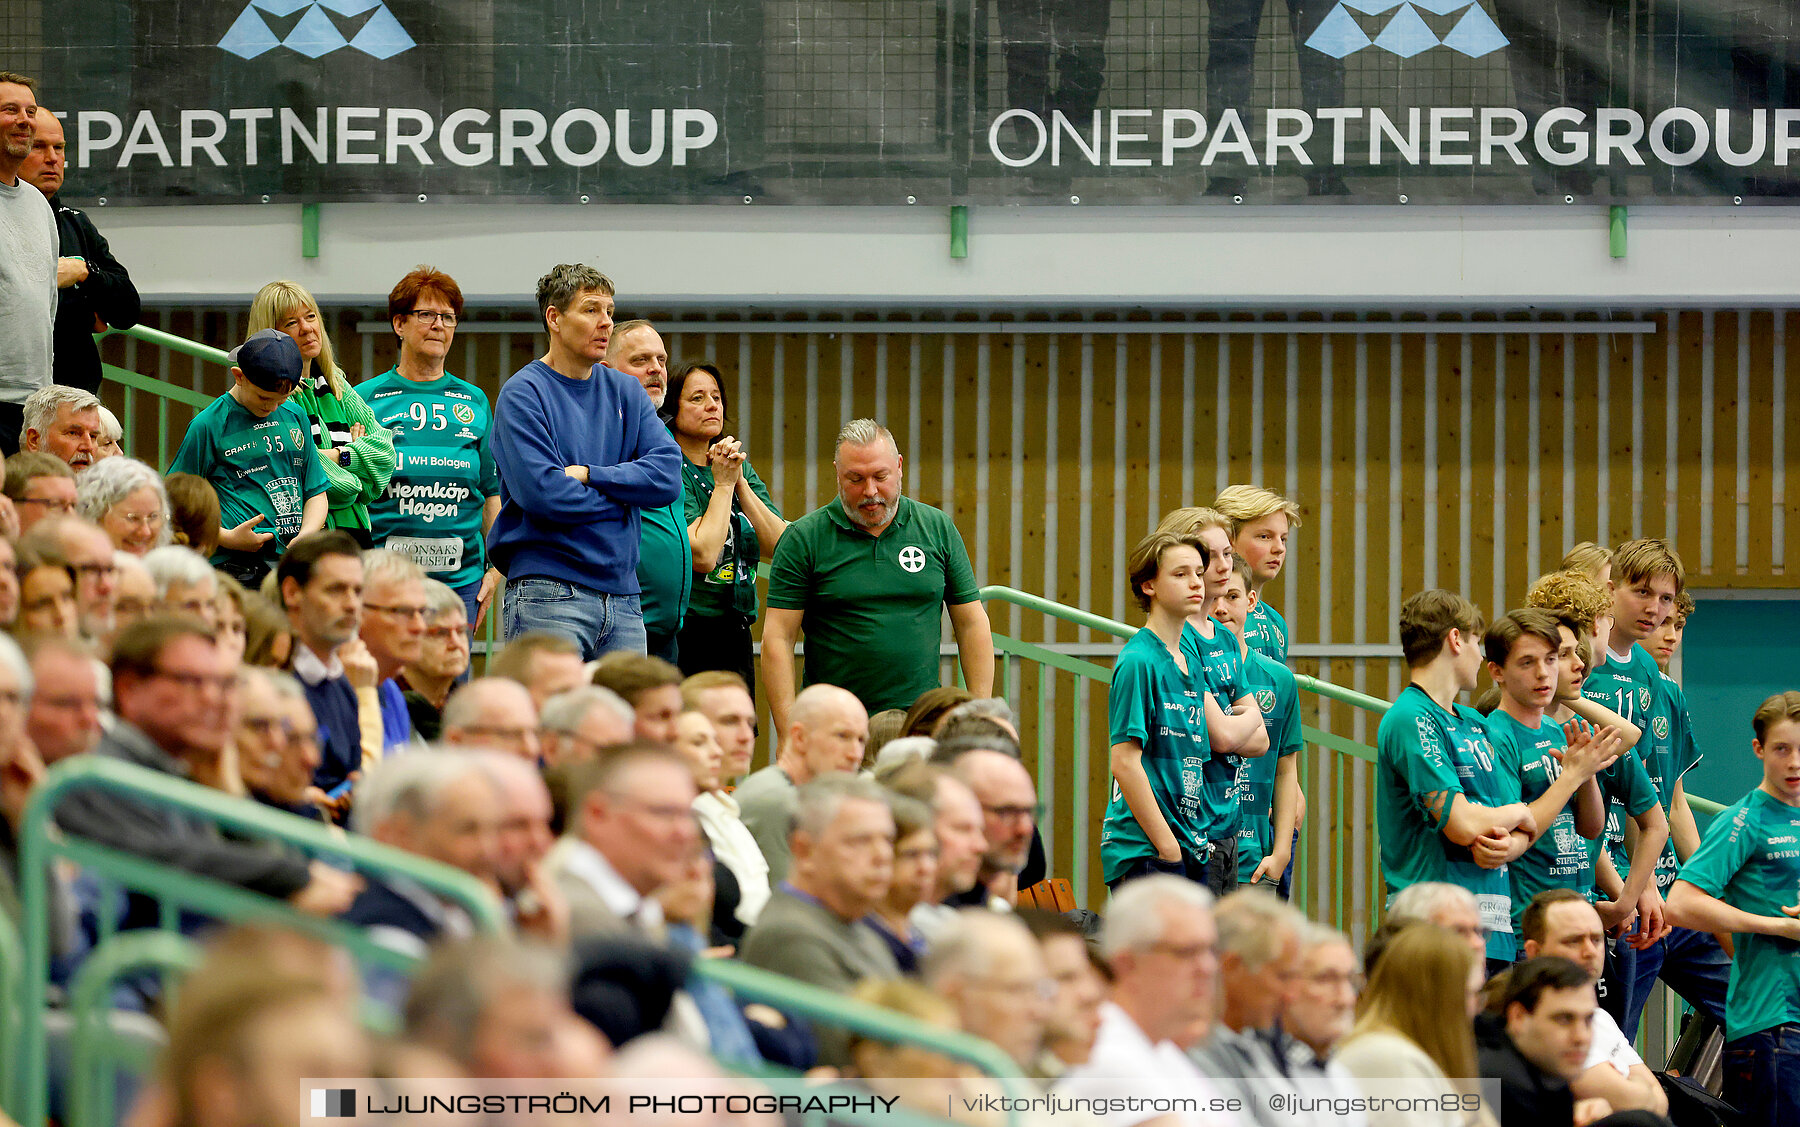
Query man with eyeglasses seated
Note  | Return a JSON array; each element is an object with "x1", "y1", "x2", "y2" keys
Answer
[
  {"x1": 3, "y1": 450, "x2": 74, "y2": 534},
  {"x1": 919, "y1": 909, "x2": 1053, "y2": 1074},
  {"x1": 21, "y1": 513, "x2": 119, "y2": 648},
  {"x1": 1278, "y1": 923, "x2": 1365, "y2": 1089},
  {"x1": 440, "y1": 676, "x2": 541, "y2": 762},
  {"x1": 937, "y1": 743, "x2": 1040, "y2": 910},
  {"x1": 168, "y1": 330, "x2": 328, "y2": 589},
  {"x1": 235, "y1": 666, "x2": 325, "y2": 819},
  {"x1": 54, "y1": 616, "x2": 364, "y2": 930},
  {"x1": 110, "y1": 550, "x2": 155, "y2": 630},
  {"x1": 142, "y1": 545, "x2": 219, "y2": 628},
  {"x1": 1387, "y1": 879, "x2": 1492, "y2": 961},
  {"x1": 396, "y1": 578, "x2": 470, "y2": 742},
  {"x1": 357, "y1": 549, "x2": 428, "y2": 762}
]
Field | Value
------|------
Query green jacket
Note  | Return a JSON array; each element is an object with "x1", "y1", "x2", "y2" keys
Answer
[{"x1": 288, "y1": 377, "x2": 397, "y2": 535}]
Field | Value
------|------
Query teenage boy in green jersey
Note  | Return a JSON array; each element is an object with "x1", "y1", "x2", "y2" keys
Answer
[
  {"x1": 1213, "y1": 484, "x2": 1300, "y2": 664},
  {"x1": 168, "y1": 330, "x2": 328, "y2": 587},
  {"x1": 1481, "y1": 608, "x2": 1623, "y2": 936},
  {"x1": 1634, "y1": 590, "x2": 1702, "y2": 904},
  {"x1": 1376, "y1": 589, "x2": 1534, "y2": 969},
  {"x1": 1212, "y1": 561, "x2": 1301, "y2": 894},
  {"x1": 1103, "y1": 530, "x2": 1222, "y2": 891},
  {"x1": 1667, "y1": 690, "x2": 1800, "y2": 1127}
]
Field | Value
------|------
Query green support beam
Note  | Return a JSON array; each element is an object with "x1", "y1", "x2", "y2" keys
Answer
[{"x1": 302, "y1": 201, "x2": 321, "y2": 259}]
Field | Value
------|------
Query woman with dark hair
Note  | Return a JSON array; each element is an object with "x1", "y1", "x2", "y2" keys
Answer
[{"x1": 662, "y1": 361, "x2": 785, "y2": 689}]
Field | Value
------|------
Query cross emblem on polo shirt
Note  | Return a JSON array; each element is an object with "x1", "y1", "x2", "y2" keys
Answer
[{"x1": 897, "y1": 545, "x2": 927, "y2": 573}]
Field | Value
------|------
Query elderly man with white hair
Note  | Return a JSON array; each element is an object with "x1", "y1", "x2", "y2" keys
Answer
[
  {"x1": 142, "y1": 545, "x2": 218, "y2": 626},
  {"x1": 920, "y1": 910, "x2": 1051, "y2": 1071},
  {"x1": 539, "y1": 685, "x2": 635, "y2": 767},
  {"x1": 19, "y1": 385, "x2": 102, "y2": 472},
  {"x1": 1055, "y1": 875, "x2": 1243, "y2": 1127},
  {"x1": 1387, "y1": 879, "x2": 1489, "y2": 958},
  {"x1": 440, "y1": 677, "x2": 540, "y2": 762}
]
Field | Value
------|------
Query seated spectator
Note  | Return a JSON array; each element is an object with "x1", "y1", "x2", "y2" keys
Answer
[
  {"x1": 1386, "y1": 880, "x2": 1491, "y2": 960},
  {"x1": 1280, "y1": 923, "x2": 1363, "y2": 1071},
  {"x1": 240, "y1": 591, "x2": 294, "y2": 669},
  {"x1": 76, "y1": 455, "x2": 169, "y2": 556},
  {"x1": 680, "y1": 670, "x2": 759, "y2": 784},
  {"x1": 540, "y1": 685, "x2": 635, "y2": 768},
  {"x1": 942, "y1": 747, "x2": 1039, "y2": 908},
  {"x1": 734, "y1": 683, "x2": 868, "y2": 883},
  {"x1": 109, "y1": 550, "x2": 156, "y2": 629},
  {"x1": 0, "y1": 635, "x2": 39, "y2": 925},
  {"x1": 865, "y1": 708, "x2": 907, "y2": 764},
  {"x1": 23, "y1": 635, "x2": 100, "y2": 765},
  {"x1": 163, "y1": 473, "x2": 221, "y2": 559},
  {"x1": 489, "y1": 631, "x2": 588, "y2": 714},
  {"x1": 483, "y1": 753, "x2": 562, "y2": 943},
  {"x1": 358, "y1": 549, "x2": 428, "y2": 761},
  {"x1": 546, "y1": 743, "x2": 698, "y2": 939},
  {"x1": 739, "y1": 773, "x2": 899, "y2": 1065},
  {"x1": 143, "y1": 546, "x2": 218, "y2": 626},
  {"x1": 55, "y1": 617, "x2": 361, "y2": 930},
  {"x1": 1333, "y1": 924, "x2": 1487, "y2": 1118},
  {"x1": 648, "y1": 831, "x2": 766, "y2": 1065},
  {"x1": 932, "y1": 712, "x2": 1022, "y2": 761},
  {"x1": 277, "y1": 531, "x2": 369, "y2": 795},
  {"x1": 4, "y1": 451, "x2": 76, "y2": 533},
  {"x1": 343, "y1": 751, "x2": 503, "y2": 955},
  {"x1": 1019, "y1": 909, "x2": 1108, "y2": 1075},
  {"x1": 19, "y1": 386, "x2": 102, "y2": 472},
  {"x1": 877, "y1": 760, "x2": 987, "y2": 937},
  {"x1": 865, "y1": 791, "x2": 937, "y2": 973},
  {"x1": 402, "y1": 937, "x2": 599, "y2": 1079},
  {"x1": 920, "y1": 910, "x2": 1051, "y2": 1071},
  {"x1": 591, "y1": 651, "x2": 684, "y2": 744},
  {"x1": 1193, "y1": 889, "x2": 1317, "y2": 1123},
  {"x1": 95, "y1": 407, "x2": 123, "y2": 461},
  {"x1": 846, "y1": 980, "x2": 969, "y2": 1113},
  {"x1": 440, "y1": 677, "x2": 540, "y2": 761},
  {"x1": 15, "y1": 542, "x2": 77, "y2": 638},
  {"x1": 234, "y1": 667, "x2": 322, "y2": 819},
  {"x1": 902, "y1": 685, "x2": 974, "y2": 739},
  {"x1": 1055, "y1": 876, "x2": 1237, "y2": 1120},
  {"x1": 871, "y1": 734, "x2": 935, "y2": 775},
  {"x1": 24, "y1": 515, "x2": 120, "y2": 645},
  {"x1": 941, "y1": 696, "x2": 1022, "y2": 741},
  {"x1": 0, "y1": 538, "x2": 15, "y2": 628},
  {"x1": 249, "y1": 280, "x2": 396, "y2": 547},
  {"x1": 397, "y1": 579, "x2": 471, "y2": 741},
  {"x1": 212, "y1": 571, "x2": 248, "y2": 668}
]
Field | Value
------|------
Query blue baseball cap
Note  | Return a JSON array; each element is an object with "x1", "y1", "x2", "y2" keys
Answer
[{"x1": 229, "y1": 329, "x2": 303, "y2": 391}]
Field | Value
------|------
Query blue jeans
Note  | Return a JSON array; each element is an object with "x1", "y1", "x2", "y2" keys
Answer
[
  {"x1": 1621, "y1": 924, "x2": 1732, "y2": 1041},
  {"x1": 503, "y1": 577, "x2": 644, "y2": 661},
  {"x1": 1724, "y1": 1024, "x2": 1800, "y2": 1127}
]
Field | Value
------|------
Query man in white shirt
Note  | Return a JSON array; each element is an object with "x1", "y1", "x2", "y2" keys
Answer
[
  {"x1": 1518, "y1": 888, "x2": 1669, "y2": 1116},
  {"x1": 1056, "y1": 875, "x2": 1243, "y2": 1127}
]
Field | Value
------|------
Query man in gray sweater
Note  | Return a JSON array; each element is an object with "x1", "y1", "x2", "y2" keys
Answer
[{"x1": 0, "y1": 73, "x2": 57, "y2": 455}]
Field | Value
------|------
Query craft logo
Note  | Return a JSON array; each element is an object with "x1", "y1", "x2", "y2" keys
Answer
[
  {"x1": 1306, "y1": 1, "x2": 1507, "y2": 60},
  {"x1": 219, "y1": 0, "x2": 416, "y2": 60},
  {"x1": 310, "y1": 1088, "x2": 355, "y2": 1118}
]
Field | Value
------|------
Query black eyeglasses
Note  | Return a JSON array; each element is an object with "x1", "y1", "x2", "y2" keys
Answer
[{"x1": 408, "y1": 310, "x2": 458, "y2": 327}]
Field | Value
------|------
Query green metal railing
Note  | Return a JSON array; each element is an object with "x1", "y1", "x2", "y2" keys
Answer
[
  {"x1": 10, "y1": 755, "x2": 509, "y2": 1127},
  {"x1": 66, "y1": 930, "x2": 204, "y2": 1127}
]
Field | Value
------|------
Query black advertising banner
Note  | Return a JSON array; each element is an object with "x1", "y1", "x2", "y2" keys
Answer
[{"x1": 27, "y1": 0, "x2": 1800, "y2": 204}]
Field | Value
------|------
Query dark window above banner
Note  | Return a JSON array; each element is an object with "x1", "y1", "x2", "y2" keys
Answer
[{"x1": 28, "y1": 0, "x2": 1800, "y2": 205}]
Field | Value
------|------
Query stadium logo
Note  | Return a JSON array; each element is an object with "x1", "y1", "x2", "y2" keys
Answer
[
  {"x1": 310, "y1": 1088, "x2": 355, "y2": 1118},
  {"x1": 897, "y1": 545, "x2": 926, "y2": 573},
  {"x1": 219, "y1": 0, "x2": 416, "y2": 60},
  {"x1": 1305, "y1": 1, "x2": 1507, "y2": 60}
]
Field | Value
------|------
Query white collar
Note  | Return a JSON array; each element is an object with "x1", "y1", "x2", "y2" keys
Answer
[
  {"x1": 292, "y1": 643, "x2": 345, "y2": 686},
  {"x1": 560, "y1": 838, "x2": 662, "y2": 928}
]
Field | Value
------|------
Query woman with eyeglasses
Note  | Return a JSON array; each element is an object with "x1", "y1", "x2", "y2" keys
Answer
[
  {"x1": 75, "y1": 455, "x2": 171, "y2": 556},
  {"x1": 249, "y1": 281, "x2": 397, "y2": 549}
]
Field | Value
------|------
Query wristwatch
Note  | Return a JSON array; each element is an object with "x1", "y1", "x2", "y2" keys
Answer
[{"x1": 337, "y1": 447, "x2": 353, "y2": 467}]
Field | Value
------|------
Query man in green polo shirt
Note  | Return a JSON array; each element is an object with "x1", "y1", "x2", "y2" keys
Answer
[
  {"x1": 608, "y1": 321, "x2": 691, "y2": 663},
  {"x1": 763, "y1": 418, "x2": 993, "y2": 741}
]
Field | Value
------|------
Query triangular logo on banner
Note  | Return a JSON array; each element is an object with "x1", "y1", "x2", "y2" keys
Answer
[
  {"x1": 217, "y1": 0, "x2": 415, "y2": 59},
  {"x1": 1304, "y1": 1, "x2": 1507, "y2": 58}
]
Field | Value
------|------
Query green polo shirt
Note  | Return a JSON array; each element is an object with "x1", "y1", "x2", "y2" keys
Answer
[
  {"x1": 1103, "y1": 626, "x2": 1214, "y2": 884},
  {"x1": 636, "y1": 497, "x2": 692, "y2": 639},
  {"x1": 1677, "y1": 788, "x2": 1800, "y2": 1041},
  {"x1": 766, "y1": 496, "x2": 980, "y2": 715},
  {"x1": 1234, "y1": 649, "x2": 1302, "y2": 882},
  {"x1": 1486, "y1": 709, "x2": 1595, "y2": 932}
]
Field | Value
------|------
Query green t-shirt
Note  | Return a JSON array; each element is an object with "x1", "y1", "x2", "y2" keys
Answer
[
  {"x1": 637, "y1": 498, "x2": 692, "y2": 638},
  {"x1": 766, "y1": 496, "x2": 979, "y2": 715},
  {"x1": 1376, "y1": 683, "x2": 1519, "y2": 961},
  {"x1": 1487, "y1": 709, "x2": 1595, "y2": 931},
  {"x1": 1102, "y1": 626, "x2": 1214, "y2": 884},
  {"x1": 1593, "y1": 749, "x2": 1662, "y2": 880},
  {"x1": 360, "y1": 369, "x2": 500, "y2": 591},
  {"x1": 1676, "y1": 788, "x2": 1800, "y2": 1040},
  {"x1": 681, "y1": 456, "x2": 780, "y2": 621},
  {"x1": 1181, "y1": 621, "x2": 1254, "y2": 845},
  {"x1": 1631, "y1": 673, "x2": 1704, "y2": 892},
  {"x1": 1244, "y1": 601, "x2": 1289, "y2": 664},
  {"x1": 1234, "y1": 649, "x2": 1303, "y2": 883},
  {"x1": 1583, "y1": 643, "x2": 1664, "y2": 882},
  {"x1": 167, "y1": 393, "x2": 328, "y2": 571}
]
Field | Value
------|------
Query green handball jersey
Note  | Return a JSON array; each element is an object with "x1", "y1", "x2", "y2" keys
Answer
[
  {"x1": 1629, "y1": 673, "x2": 1704, "y2": 893},
  {"x1": 1583, "y1": 644, "x2": 1667, "y2": 883},
  {"x1": 1377, "y1": 684, "x2": 1519, "y2": 961},
  {"x1": 1181, "y1": 621, "x2": 1254, "y2": 846},
  {"x1": 1676, "y1": 788, "x2": 1800, "y2": 1041},
  {"x1": 1234, "y1": 648, "x2": 1302, "y2": 883},
  {"x1": 1244, "y1": 601, "x2": 1289, "y2": 663},
  {"x1": 1486, "y1": 710, "x2": 1594, "y2": 931},
  {"x1": 168, "y1": 395, "x2": 327, "y2": 571},
  {"x1": 1103, "y1": 627, "x2": 1215, "y2": 884},
  {"x1": 361, "y1": 369, "x2": 499, "y2": 592}
]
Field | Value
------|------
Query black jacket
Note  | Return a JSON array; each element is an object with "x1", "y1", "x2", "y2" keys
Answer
[
  {"x1": 48, "y1": 195, "x2": 140, "y2": 394},
  {"x1": 1476, "y1": 1011, "x2": 1573, "y2": 1127}
]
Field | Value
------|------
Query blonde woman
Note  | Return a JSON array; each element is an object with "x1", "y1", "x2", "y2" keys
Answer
[
  {"x1": 247, "y1": 281, "x2": 395, "y2": 547},
  {"x1": 1334, "y1": 924, "x2": 1495, "y2": 1127}
]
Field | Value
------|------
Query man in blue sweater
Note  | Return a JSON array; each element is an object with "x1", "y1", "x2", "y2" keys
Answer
[{"x1": 489, "y1": 265, "x2": 682, "y2": 660}]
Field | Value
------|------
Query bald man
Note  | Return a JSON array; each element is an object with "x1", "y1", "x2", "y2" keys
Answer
[
  {"x1": 441, "y1": 677, "x2": 542, "y2": 762},
  {"x1": 732, "y1": 683, "x2": 868, "y2": 882}
]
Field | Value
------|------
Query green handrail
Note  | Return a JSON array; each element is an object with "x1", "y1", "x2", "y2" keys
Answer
[
  {"x1": 12, "y1": 755, "x2": 509, "y2": 1127},
  {"x1": 67, "y1": 930, "x2": 204, "y2": 1127},
  {"x1": 100, "y1": 323, "x2": 233, "y2": 367}
]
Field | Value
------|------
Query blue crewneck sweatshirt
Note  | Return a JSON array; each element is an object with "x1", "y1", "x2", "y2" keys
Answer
[{"x1": 487, "y1": 360, "x2": 682, "y2": 594}]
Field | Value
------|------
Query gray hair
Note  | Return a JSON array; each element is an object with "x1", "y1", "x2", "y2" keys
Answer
[
  {"x1": 21, "y1": 386, "x2": 101, "y2": 447},
  {"x1": 237, "y1": 664, "x2": 305, "y2": 703},
  {"x1": 0, "y1": 633, "x2": 34, "y2": 701},
  {"x1": 1101, "y1": 874, "x2": 1215, "y2": 960},
  {"x1": 540, "y1": 685, "x2": 634, "y2": 735},
  {"x1": 792, "y1": 772, "x2": 890, "y2": 840},
  {"x1": 361, "y1": 548, "x2": 426, "y2": 591},
  {"x1": 1214, "y1": 887, "x2": 1308, "y2": 969},
  {"x1": 76, "y1": 457, "x2": 172, "y2": 547},
  {"x1": 421, "y1": 578, "x2": 464, "y2": 619},
  {"x1": 833, "y1": 418, "x2": 899, "y2": 459},
  {"x1": 943, "y1": 697, "x2": 1018, "y2": 729},
  {"x1": 142, "y1": 545, "x2": 216, "y2": 599},
  {"x1": 351, "y1": 750, "x2": 494, "y2": 834},
  {"x1": 872, "y1": 735, "x2": 936, "y2": 776},
  {"x1": 1297, "y1": 921, "x2": 1354, "y2": 957},
  {"x1": 96, "y1": 406, "x2": 123, "y2": 444},
  {"x1": 403, "y1": 937, "x2": 570, "y2": 1064},
  {"x1": 920, "y1": 909, "x2": 1037, "y2": 987},
  {"x1": 1387, "y1": 881, "x2": 1478, "y2": 926},
  {"x1": 441, "y1": 677, "x2": 535, "y2": 734},
  {"x1": 535, "y1": 264, "x2": 615, "y2": 322}
]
